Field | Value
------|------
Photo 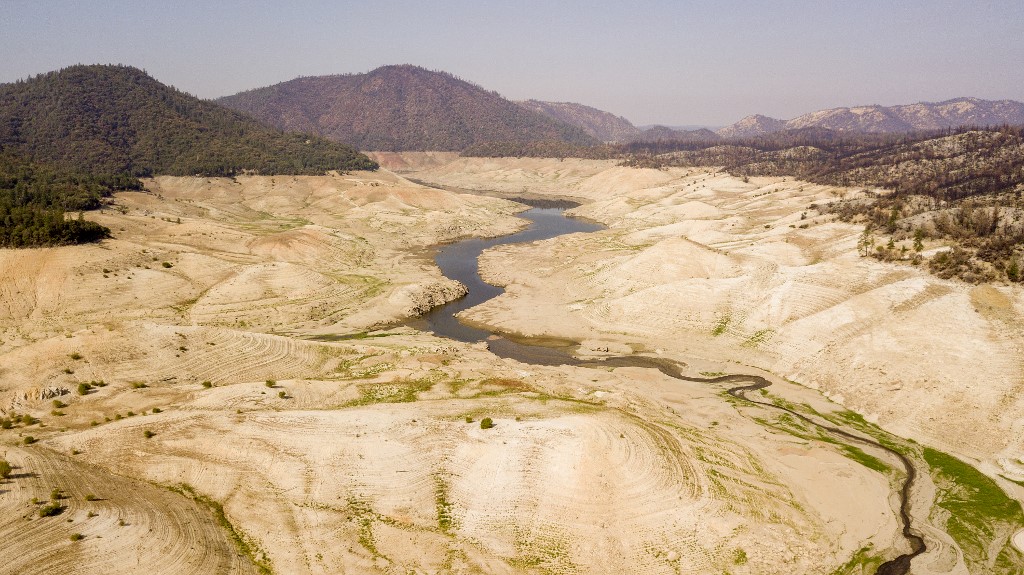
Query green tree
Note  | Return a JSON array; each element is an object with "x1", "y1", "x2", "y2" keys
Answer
[{"x1": 913, "y1": 228, "x2": 925, "y2": 252}]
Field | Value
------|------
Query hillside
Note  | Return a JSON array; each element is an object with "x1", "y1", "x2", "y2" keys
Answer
[
  {"x1": 0, "y1": 65, "x2": 377, "y2": 177},
  {"x1": 717, "y1": 97, "x2": 1024, "y2": 136},
  {"x1": 217, "y1": 65, "x2": 598, "y2": 151},
  {"x1": 630, "y1": 125, "x2": 721, "y2": 143},
  {"x1": 518, "y1": 99, "x2": 640, "y2": 142},
  {"x1": 716, "y1": 114, "x2": 787, "y2": 138},
  {"x1": 0, "y1": 64, "x2": 376, "y2": 247},
  {"x1": 631, "y1": 127, "x2": 1024, "y2": 283}
]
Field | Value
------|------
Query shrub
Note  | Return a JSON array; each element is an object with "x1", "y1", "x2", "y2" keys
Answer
[
  {"x1": 21, "y1": 414, "x2": 37, "y2": 425},
  {"x1": 143, "y1": 430, "x2": 155, "y2": 439},
  {"x1": 464, "y1": 416, "x2": 473, "y2": 423},
  {"x1": 77, "y1": 382, "x2": 92, "y2": 395},
  {"x1": 84, "y1": 494, "x2": 96, "y2": 501},
  {"x1": 23, "y1": 436, "x2": 37, "y2": 445},
  {"x1": 201, "y1": 381, "x2": 212, "y2": 388},
  {"x1": 130, "y1": 382, "x2": 147, "y2": 389},
  {"x1": 69, "y1": 352, "x2": 82, "y2": 360},
  {"x1": 52, "y1": 399, "x2": 67, "y2": 408},
  {"x1": 38, "y1": 502, "x2": 63, "y2": 517},
  {"x1": 151, "y1": 407, "x2": 162, "y2": 414},
  {"x1": 480, "y1": 417, "x2": 494, "y2": 429},
  {"x1": 0, "y1": 418, "x2": 11, "y2": 429},
  {"x1": 277, "y1": 391, "x2": 286, "y2": 399},
  {"x1": 69, "y1": 533, "x2": 83, "y2": 541},
  {"x1": 161, "y1": 261, "x2": 172, "y2": 268},
  {"x1": 0, "y1": 459, "x2": 11, "y2": 479},
  {"x1": 265, "y1": 380, "x2": 276, "y2": 388}
]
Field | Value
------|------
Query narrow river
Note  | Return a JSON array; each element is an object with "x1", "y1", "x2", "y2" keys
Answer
[{"x1": 415, "y1": 201, "x2": 925, "y2": 575}]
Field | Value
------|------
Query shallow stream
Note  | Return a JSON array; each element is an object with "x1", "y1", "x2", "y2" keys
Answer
[{"x1": 413, "y1": 200, "x2": 924, "y2": 575}]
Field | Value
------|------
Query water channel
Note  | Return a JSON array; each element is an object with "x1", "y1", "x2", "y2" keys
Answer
[{"x1": 413, "y1": 200, "x2": 925, "y2": 575}]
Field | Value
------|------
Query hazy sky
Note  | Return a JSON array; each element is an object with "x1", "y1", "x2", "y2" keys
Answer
[{"x1": 2, "y1": 0, "x2": 1022, "y2": 125}]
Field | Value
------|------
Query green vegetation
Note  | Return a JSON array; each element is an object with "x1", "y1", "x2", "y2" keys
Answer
[
  {"x1": 344, "y1": 377, "x2": 435, "y2": 406},
  {"x1": 838, "y1": 445, "x2": 891, "y2": 474},
  {"x1": 434, "y1": 475, "x2": 456, "y2": 533},
  {"x1": 38, "y1": 502, "x2": 63, "y2": 517},
  {"x1": 0, "y1": 64, "x2": 377, "y2": 249},
  {"x1": 69, "y1": 352, "x2": 82, "y2": 360},
  {"x1": 202, "y1": 381, "x2": 213, "y2": 388},
  {"x1": 742, "y1": 328, "x2": 774, "y2": 348},
  {"x1": 143, "y1": 430, "x2": 155, "y2": 439},
  {"x1": 0, "y1": 459, "x2": 11, "y2": 479},
  {"x1": 480, "y1": 417, "x2": 494, "y2": 429},
  {"x1": 828, "y1": 545, "x2": 884, "y2": 575},
  {"x1": 170, "y1": 483, "x2": 272, "y2": 575},
  {"x1": 0, "y1": 151, "x2": 113, "y2": 247},
  {"x1": 922, "y1": 447, "x2": 1024, "y2": 573},
  {"x1": 711, "y1": 315, "x2": 730, "y2": 336},
  {"x1": 77, "y1": 382, "x2": 92, "y2": 395},
  {"x1": 23, "y1": 436, "x2": 37, "y2": 445},
  {"x1": 69, "y1": 533, "x2": 84, "y2": 542},
  {"x1": 732, "y1": 548, "x2": 748, "y2": 565}
]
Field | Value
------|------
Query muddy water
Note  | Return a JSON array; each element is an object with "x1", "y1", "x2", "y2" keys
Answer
[
  {"x1": 414, "y1": 201, "x2": 924, "y2": 575},
  {"x1": 413, "y1": 204, "x2": 601, "y2": 359}
]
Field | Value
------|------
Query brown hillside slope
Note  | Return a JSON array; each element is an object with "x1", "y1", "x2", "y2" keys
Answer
[{"x1": 217, "y1": 65, "x2": 597, "y2": 151}]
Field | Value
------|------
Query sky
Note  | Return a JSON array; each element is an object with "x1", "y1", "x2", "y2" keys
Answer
[{"x1": 2, "y1": 0, "x2": 1023, "y2": 126}]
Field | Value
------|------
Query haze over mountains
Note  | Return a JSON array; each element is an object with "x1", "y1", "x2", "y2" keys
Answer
[
  {"x1": 215, "y1": 64, "x2": 1024, "y2": 150},
  {"x1": 526, "y1": 96, "x2": 1024, "y2": 141},
  {"x1": 718, "y1": 98, "x2": 1024, "y2": 138}
]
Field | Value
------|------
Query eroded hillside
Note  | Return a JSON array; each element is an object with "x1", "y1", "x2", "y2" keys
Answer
[{"x1": 1, "y1": 163, "x2": 1021, "y2": 574}]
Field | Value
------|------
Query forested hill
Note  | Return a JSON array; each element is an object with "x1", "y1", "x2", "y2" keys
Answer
[
  {"x1": 0, "y1": 64, "x2": 377, "y2": 248},
  {"x1": 0, "y1": 64, "x2": 378, "y2": 177},
  {"x1": 217, "y1": 65, "x2": 598, "y2": 151}
]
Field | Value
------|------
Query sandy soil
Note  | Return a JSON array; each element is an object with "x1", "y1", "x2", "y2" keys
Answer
[
  {"x1": 0, "y1": 162, "x2": 1013, "y2": 574},
  {"x1": 410, "y1": 157, "x2": 1024, "y2": 470}
]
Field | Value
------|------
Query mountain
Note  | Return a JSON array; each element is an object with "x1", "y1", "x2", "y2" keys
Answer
[
  {"x1": 0, "y1": 64, "x2": 377, "y2": 248},
  {"x1": 0, "y1": 64, "x2": 377, "y2": 177},
  {"x1": 717, "y1": 98, "x2": 1024, "y2": 137},
  {"x1": 518, "y1": 100, "x2": 640, "y2": 142},
  {"x1": 217, "y1": 65, "x2": 598, "y2": 151},
  {"x1": 715, "y1": 114, "x2": 787, "y2": 138},
  {"x1": 630, "y1": 126, "x2": 721, "y2": 143}
]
